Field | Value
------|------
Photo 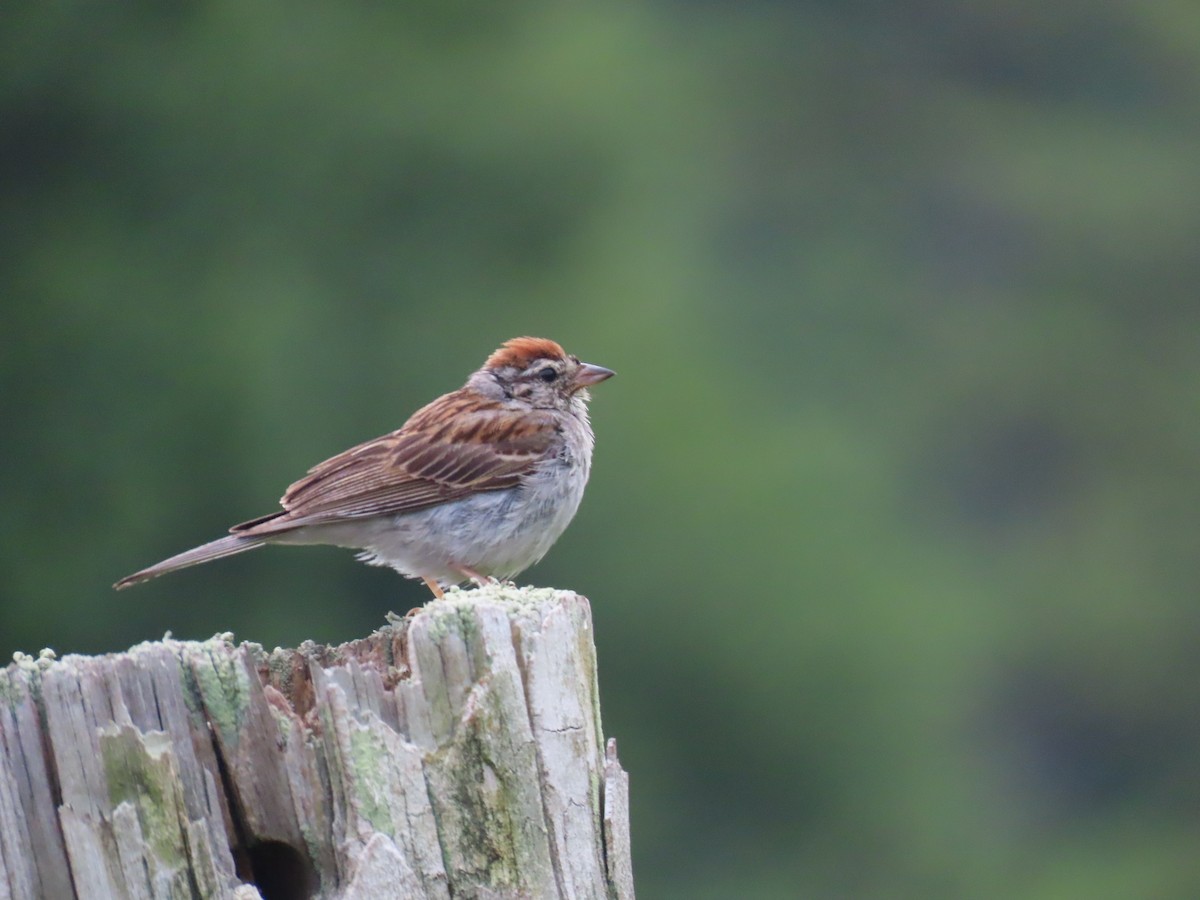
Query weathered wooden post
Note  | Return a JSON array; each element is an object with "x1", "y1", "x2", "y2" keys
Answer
[{"x1": 0, "y1": 585, "x2": 633, "y2": 899}]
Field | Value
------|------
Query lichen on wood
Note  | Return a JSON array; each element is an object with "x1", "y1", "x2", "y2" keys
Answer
[{"x1": 0, "y1": 586, "x2": 633, "y2": 899}]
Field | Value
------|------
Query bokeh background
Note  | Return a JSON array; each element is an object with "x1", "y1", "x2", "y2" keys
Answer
[{"x1": 4, "y1": 3, "x2": 1200, "y2": 897}]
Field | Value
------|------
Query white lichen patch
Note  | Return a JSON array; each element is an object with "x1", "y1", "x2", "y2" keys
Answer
[{"x1": 433, "y1": 583, "x2": 566, "y2": 613}]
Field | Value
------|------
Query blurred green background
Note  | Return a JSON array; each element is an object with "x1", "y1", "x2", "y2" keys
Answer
[{"x1": 4, "y1": 3, "x2": 1200, "y2": 897}]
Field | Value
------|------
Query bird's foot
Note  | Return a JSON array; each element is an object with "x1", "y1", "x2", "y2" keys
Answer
[{"x1": 454, "y1": 564, "x2": 497, "y2": 589}]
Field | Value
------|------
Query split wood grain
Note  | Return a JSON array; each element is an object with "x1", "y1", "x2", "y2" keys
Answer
[{"x1": 0, "y1": 586, "x2": 632, "y2": 899}]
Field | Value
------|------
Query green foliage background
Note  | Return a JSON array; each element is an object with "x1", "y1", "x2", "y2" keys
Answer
[{"x1": 4, "y1": 3, "x2": 1199, "y2": 897}]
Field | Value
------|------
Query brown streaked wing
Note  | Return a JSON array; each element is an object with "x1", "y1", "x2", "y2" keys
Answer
[{"x1": 232, "y1": 390, "x2": 558, "y2": 534}]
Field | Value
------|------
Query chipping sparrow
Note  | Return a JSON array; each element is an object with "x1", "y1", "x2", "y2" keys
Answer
[{"x1": 114, "y1": 337, "x2": 614, "y2": 598}]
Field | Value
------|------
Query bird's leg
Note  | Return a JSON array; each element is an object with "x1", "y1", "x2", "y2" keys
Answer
[
  {"x1": 421, "y1": 577, "x2": 445, "y2": 599},
  {"x1": 455, "y1": 564, "x2": 496, "y2": 589}
]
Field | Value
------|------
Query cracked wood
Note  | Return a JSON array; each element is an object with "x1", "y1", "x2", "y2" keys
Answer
[{"x1": 0, "y1": 586, "x2": 633, "y2": 900}]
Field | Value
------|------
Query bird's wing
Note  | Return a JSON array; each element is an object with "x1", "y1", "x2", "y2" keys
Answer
[{"x1": 232, "y1": 390, "x2": 559, "y2": 535}]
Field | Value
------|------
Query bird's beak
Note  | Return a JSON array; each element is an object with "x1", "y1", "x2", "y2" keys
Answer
[{"x1": 573, "y1": 363, "x2": 615, "y2": 387}]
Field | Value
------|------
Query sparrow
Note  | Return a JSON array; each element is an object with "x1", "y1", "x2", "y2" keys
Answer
[{"x1": 114, "y1": 337, "x2": 614, "y2": 598}]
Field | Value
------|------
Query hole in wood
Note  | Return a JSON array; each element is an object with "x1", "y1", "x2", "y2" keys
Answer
[{"x1": 244, "y1": 839, "x2": 318, "y2": 900}]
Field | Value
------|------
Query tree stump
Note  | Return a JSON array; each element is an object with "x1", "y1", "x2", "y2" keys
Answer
[{"x1": 0, "y1": 585, "x2": 633, "y2": 900}]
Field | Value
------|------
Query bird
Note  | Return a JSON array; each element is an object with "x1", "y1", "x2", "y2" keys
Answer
[{"x1": 114, "y1": 337, "x2": 614, "y2": 598}]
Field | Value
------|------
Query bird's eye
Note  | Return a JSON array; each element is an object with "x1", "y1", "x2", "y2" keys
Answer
[{"x1": 538, "y1": 367, "x2": 558, "y2": 382}]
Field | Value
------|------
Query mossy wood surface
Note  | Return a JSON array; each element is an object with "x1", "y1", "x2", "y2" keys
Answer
[{"x1": 0, "y1": 586, "x2": 633, "y2": 900}]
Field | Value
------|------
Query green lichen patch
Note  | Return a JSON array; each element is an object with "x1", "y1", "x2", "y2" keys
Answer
[
  {"x1": 101, "y1": 726, "x2": 188, "y2": 868},
  {"x1": 0, "y1": 663, "x2": 43, "y2": 716},
  {"x1": 184, "y1": 819, "x2": 225, "y2": 900},
  {"x1": 421, "y1": 599, "x2": 481, "y2": 644},
  {"x1": 0, "y1": 668, "x2": 19, "y2": 706},
  {"x1": 189, "y1": 644, "x2": 253, "y2": 744},
  {"x1": 348, "y1": 723, "x2": 396, "y2": 836},
  {"x1": 425, "y1": 678, "x2": 553, "y2": 894},
  {"x1": 266, "y1": 647, "x2": 298, "y2": 696}
]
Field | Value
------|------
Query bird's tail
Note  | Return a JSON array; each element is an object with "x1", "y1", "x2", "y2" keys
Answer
[{"x1": 113, "y1": 534, "x2": 266, "y2": 590}]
